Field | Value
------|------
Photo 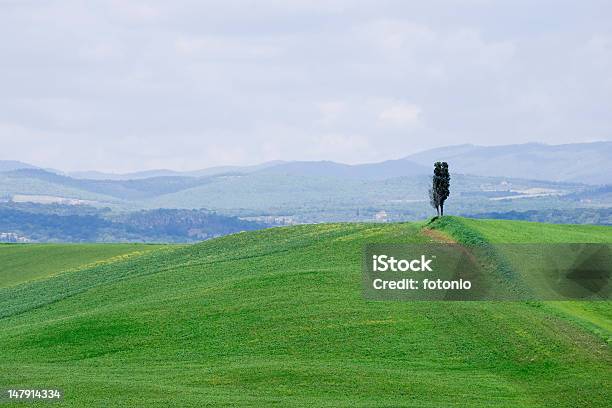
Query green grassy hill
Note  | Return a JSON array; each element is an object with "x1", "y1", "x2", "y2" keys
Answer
[
  {"x1": 0, "y1": 219, "x2": 610, "y2": 407},
  {"x1": 431, "y1": 216, "x2": 612, "y2": 243},
  {"x1": 0, "y1": 243, "x2": 165, "y2": 288},
  {"x1": 429, "y1": 217, "x2": 612, "y2": 344}
]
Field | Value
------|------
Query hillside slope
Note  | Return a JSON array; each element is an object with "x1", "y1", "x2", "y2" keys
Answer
[
  {"x1": 0, "y1": 244, "x2": 165, "y2": 287},
  {"x1": 429, "y1": 217, "x2": 612, "y2": 340},
  {"x1": 0, "y1": 220, "x2": 610, "y2": 407}
]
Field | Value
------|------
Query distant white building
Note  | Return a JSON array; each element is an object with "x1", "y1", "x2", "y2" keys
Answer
[
  {"x1": 374, "y1": 210, "x2": 388, "y2": 222},
  {"x1": 0, "y1": 232, "x2": 30, "y2": 243}
]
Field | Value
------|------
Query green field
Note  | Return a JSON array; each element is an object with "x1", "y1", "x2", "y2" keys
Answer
[
  {"x1": 0, "y1": 218, "x2": 610, "y2": 407},
  {"x1": 0, "y1": 243, "x2": 165, "y2": 288}
]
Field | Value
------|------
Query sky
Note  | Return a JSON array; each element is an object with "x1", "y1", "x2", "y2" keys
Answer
[{"x1": 1, "y1": 0, "x2": 611, "y2": 172}]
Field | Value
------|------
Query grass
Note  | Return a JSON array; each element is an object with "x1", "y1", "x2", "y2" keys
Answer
[
  {"x1": 0, "y1": 219, "x2": 610, "y2": 407},
  {"x1": 0, "y1": 243, "x2": 165, "y2": 287},
  {"x1": 431, "y1": 216, "x2": 612, "y2": 243},
  {"x1": 428, "y1": 216, "x2": 612, "y2": 342}
]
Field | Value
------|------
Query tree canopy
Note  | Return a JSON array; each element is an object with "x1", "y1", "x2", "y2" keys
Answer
[{"x1": 429, "y1": 162, "x2": 450, "y2": 216}]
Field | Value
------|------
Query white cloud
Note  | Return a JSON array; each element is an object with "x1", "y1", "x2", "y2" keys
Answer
[
  {"x1": 378, "y1": 102, "x2": 422, "y2": 127},
  {"x1": 361, "y1": 20, "x2": 438, "y2": 52},
  {"x1": 79, "y1": 43, "x2": 123, "y2": 62},
  {"x1": 109, "y1": 1, "x2": 162, "y2": 22},
  {"x1": 316, "y1": 101, "x2": 347, "y2": 125},
  {"x1": 0, "y1": 1, "x2": 610, "y2": 171},
  {"x1": 175, "y1": 36, "x2": 281, "y2": 60}
]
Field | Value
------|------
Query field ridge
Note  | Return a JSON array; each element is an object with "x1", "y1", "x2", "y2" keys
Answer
[{"x1": 0, "y1": 219, "x2": 609, "y2": 407}]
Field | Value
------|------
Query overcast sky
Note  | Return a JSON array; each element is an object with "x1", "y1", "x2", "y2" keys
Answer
[{"x1": 1, "y1": 0, "x2": 611, "y2": 172}]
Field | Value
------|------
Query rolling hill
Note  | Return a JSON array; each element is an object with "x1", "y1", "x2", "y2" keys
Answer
[
  {"x1": 0, "y1": 160, "x2": 38, "y2": 172},
  {"x1": 7, "y1": 141, "x2": 609, "y2": 184},
  {"x1": 0, "y1": 243, "x2": 164, "y2": 288},
  {"x1": 256, "y1": 159, "x2": 429, "y2": 179},
  {"x1": 67, "y1": 161, "x2": 285, "y2": 180},
  {"x1": 0, "y1": 206, "x2": 268, "y2": 243},
  {"x1": 2, "y1": 142, "x2": 609, "y2": 227},
  {"x1": 405, "y1": 142, "x2": 612, "y2": 185},
  {"x1": 6, "y1": 141, "x2": 610, "y2": 185},
  {"x1": 0, "y1": 218, "x2": 609, "y2": 406},
  {"x1": 1, "y1": 166, "x2": 590, "y2": 222}
]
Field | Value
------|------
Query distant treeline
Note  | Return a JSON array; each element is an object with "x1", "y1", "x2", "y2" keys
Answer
[
  {"x1": 468, "y1": 208, "x2": 612, "y2": 225},
  {"x1": 0, "y1": 204, "x2": 268, "y2": 242}
]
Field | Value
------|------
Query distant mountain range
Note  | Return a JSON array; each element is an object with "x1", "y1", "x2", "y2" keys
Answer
[
  {"x1": 1, "y1": 141, "x2": 610, "y2": 241},
  {"x1": 0, "y1": 160, "x2": 38, "y2": 172},
  {"x1": 3, "y1": 141, "x2": 609, "y2": 184},
  {"x1": 404, "y1": 142, "x2": 612, "y2": 185},
  {"x1": 0, "y1": 141, "x2": 610, "y2": 225},
  {"x1": 67, "y1": 161, "x2": 285, "y2": 180},
  {"x1": 257, "y1": 158, "x2": 430, "y2": 179}
]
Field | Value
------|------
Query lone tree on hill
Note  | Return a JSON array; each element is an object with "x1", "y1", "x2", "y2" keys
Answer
[{"x1": 429, "y1": 162, "x2": 450, "y2": 216}]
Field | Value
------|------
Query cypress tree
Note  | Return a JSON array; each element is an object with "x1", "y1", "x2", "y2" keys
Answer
[{"x1": 429, "y1": 162, "x2": 450, "y2": 216}]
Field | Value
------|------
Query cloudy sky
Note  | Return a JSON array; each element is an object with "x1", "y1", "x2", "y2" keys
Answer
[{"x1": 1, "y1": 0, "x2": 611, "y2": 172}]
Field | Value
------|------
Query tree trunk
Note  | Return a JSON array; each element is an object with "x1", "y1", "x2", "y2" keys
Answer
[
  {"x1": 436, "y1": 206, "x2": 440, "y2": 217},
  {"x1": 440, "y1": 204, "x2": 444, "y2": 216}
]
